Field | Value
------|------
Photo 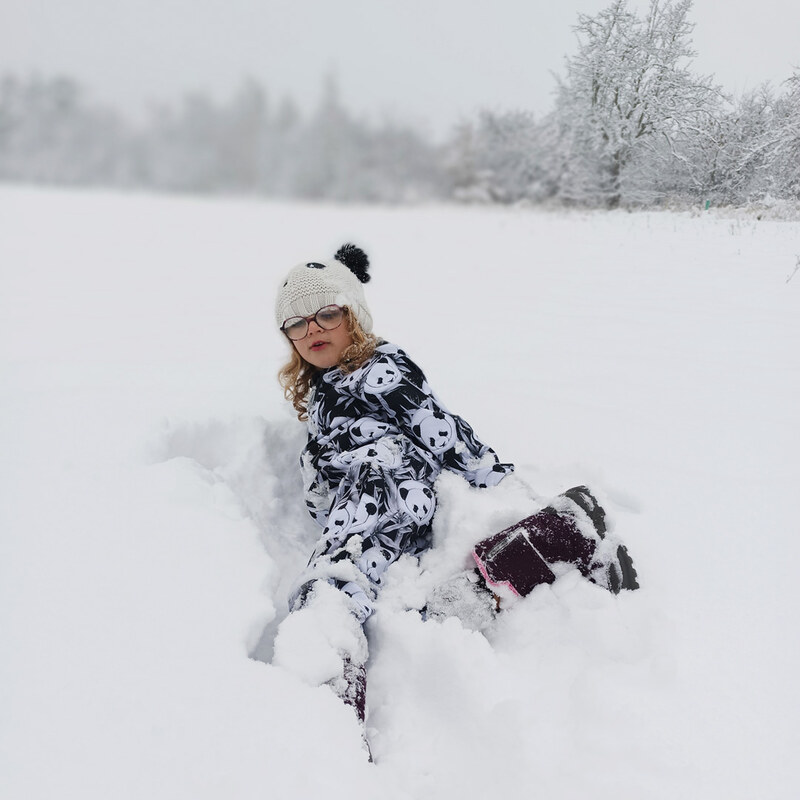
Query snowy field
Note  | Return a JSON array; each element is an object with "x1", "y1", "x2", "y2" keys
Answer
[{"x1": 1, "y1": 186, "x2": 798, "y2": 799}]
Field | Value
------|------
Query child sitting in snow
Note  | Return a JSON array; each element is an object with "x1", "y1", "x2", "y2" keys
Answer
[{"x1": 271, "y1": 244, "x2": 638, "y2": 731}]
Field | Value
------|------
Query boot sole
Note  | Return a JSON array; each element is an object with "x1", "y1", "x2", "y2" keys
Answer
[{"x1": 608, "y1": 544, "x2": 640, "y2": 593}]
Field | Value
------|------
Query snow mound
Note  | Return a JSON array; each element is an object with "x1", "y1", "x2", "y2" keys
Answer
[{"x1": 2, "y1": 187, "x2": 798, "y2": 799}]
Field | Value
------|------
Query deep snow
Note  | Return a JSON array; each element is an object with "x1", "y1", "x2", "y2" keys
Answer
[{"x1": 1, "y1": 186, "x2": 798, "y2": 799}]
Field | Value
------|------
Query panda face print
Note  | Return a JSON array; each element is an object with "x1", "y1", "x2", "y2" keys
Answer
[
  {"x1": 329, "y1": 440, "x2": 402, "y2": 470},
  {"x1": 322, "y1": 368, "x2": 362, "y2": 396},
  {"x1": 349, "y1": 417, "x2": 392, "y2": 445},
  {"x1": 358, "y1": 546, "x2": 395, "y2": 585},
  {"x1": 410, "y1": 408, "x2": 457, "y2": 454},
  {"x1": 474, "y1": 462, "x2": 509, "y2": 489},
  {"x1": 363, "y1": 356, "x2": 403, "y2": 394},
  {"x1": 324, "y1": 500, "x2": 353, "y2": 541},
  {"x1": 349, "y1": 493, "x2": 380, "y2": 534},
  {"x1": 321, "y1": 491, "x2": 378, "y2": 542},
  {"x1": 397, "y1": 479, "x2": 436, "y2": 525}
]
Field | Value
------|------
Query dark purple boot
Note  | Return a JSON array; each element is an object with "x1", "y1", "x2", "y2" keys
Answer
[
  {"x1": 327, "y1": 656, "x2": 372, "y2": 761},
  {"x1": 329, "y1": 657, "x2": 367, "y2": 725},
  {"x1": 472, "y1": 486, "x2": 639, "y2": 597},
  {"x1": 473, "y1": 507, "x2": 593, "y2": 596}
]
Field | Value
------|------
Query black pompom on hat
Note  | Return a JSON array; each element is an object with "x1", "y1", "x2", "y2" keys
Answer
[
  {"x1": 334, "y1": 243, "x2": 370, "y2": 283},
  {"x1": 275, "y1": 243, "x2": 373, "y2": 333}
]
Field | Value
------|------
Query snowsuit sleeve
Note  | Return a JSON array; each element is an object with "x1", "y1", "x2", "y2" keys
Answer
[{"x1": 351, "y1": 343, "x2": 514, "y2": 488}]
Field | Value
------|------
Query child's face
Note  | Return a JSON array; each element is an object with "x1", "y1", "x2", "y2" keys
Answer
[{"x1": 292, "y1": 310, "x2": 354, "y2": 369}]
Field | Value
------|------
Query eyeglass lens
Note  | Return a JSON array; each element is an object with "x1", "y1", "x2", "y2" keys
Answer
[{"x1": 282, "y1": 305, "x2": 344, "y2": 340}]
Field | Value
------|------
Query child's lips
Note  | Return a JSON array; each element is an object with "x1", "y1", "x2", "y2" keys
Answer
[{"x1": 309, "y1": 340, "x2": 328, "y2": 351}]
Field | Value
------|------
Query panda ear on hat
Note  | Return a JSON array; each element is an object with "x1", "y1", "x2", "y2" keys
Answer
[{"x1": 334, "y1": 243, "x2": 370, "y2": 284}]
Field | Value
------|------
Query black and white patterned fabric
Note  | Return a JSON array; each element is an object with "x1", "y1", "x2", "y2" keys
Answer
[{"x1": 290, "y1": 342, "x2": 514, "y2": 622}]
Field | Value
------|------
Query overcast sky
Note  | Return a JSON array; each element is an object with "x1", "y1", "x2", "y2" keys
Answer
[{"x1": 1, "y1": 0, "x2": 797, "y2": 136}]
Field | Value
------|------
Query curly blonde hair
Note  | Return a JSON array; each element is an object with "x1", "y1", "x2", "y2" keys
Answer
[{"x1": 278, "y1": 308, "x2": 379, "y2": 420}]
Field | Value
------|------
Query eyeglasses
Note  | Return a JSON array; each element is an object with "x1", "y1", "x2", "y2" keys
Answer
[{"x1": 281, "y1": 305, "x2": 346, "y2": 340}]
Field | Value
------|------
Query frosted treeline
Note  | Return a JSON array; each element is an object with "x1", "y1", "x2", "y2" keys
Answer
[
  {"x1": 457, "y1": 0, "x2": 800, "y2": 209},
  {"x1": 0, "y1": 75, "x2": 441, "y2": 204},
  {"x1": 1, "y1": 0, "x2": 798, "y2": 209}
]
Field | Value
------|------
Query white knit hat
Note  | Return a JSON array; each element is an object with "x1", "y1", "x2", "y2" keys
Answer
[{"x1": 275, "y1": 244, "x2": 373, "y2": 333}]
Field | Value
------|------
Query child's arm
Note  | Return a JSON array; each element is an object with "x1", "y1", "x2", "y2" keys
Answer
[{"x1": 356, "y1": 345, "x2": 514, "y2": 488}]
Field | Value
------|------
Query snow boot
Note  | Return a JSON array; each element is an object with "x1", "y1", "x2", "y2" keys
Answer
[
  {"x1": 473, "y1": 520, "x2": 558, "y2": 597},
  {"x1": 327, "y1": 656, "x2": 368, "y2": 726},
  {"x1": 472, "y1": 485, "x2": 639, "y2": 597},
  {"x1": 326, "y1": 656, "x2": 372, "y2": 761}
]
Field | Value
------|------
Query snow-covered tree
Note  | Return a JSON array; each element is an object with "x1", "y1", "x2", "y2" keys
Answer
[
  {"x1": 771, "y1": 71, "x2": 800, "y2": 200},
  {"x1": 290, "y1": 74, "x2": 361, "y2": 199},
  {"x1": 671, "y1": 73, "x2": 800, "y2": 205},
  {"x1": 0, "y1": 71, "x2": 445, "y2": 202},
  {"x1": 701, "y1": 86, "x2": 781, "y2": 204},
  {"x1": 0, "y1": 74, "x2": 130, "y2": 185},
  {"x1": 259, "y1": 95, "x2": 301, "y2": 196},
  {"x1": 554, "y1": 0, "x2": 720, "y2": 207},
  {"x1": 445, "y1": 110, "x2": 557, "y2": 204},
  {"x1": 140, "y1": 91, "x2": 222, "y2": 191},
  {"x1": 219, "y1": 78, "x2": 270, "y2": 192},
  {"x1": 289, "y1": 74, "x2": 444, "y2": 202}
]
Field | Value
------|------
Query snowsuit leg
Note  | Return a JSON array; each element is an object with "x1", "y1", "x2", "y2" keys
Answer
[
  {"x1": 291, "y1": 443, "x2": 439, "y2": 622},
  {"x1": 284, "y1": 437, "x2": 439, "y2": 746}
]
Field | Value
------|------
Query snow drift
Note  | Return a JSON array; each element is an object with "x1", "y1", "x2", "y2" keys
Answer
[{"x1": 1, "y1": 187, "x2": 798, "y2": 799}]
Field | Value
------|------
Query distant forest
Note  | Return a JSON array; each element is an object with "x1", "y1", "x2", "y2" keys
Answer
[{"x1": 1, "y1": 0, "x2": 798, "y2": 211}]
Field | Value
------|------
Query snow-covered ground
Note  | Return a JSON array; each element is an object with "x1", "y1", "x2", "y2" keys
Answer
[{"x1": 1, "y1": 186, "x2": 798, "y2": 799}]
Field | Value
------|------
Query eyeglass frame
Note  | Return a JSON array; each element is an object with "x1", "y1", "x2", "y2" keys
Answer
[{"x1": 280, "y1": 304, "x2": 348, "y2": 340}]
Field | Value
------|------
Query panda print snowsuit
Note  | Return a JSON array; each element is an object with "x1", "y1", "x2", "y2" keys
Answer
[{"x1": 291, "y1": 341, "x2": 514, "y2": 622}]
